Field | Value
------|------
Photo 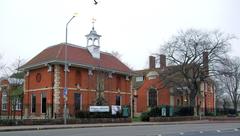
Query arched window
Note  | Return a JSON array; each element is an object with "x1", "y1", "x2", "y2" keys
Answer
[
  {"x1": 93, "y1": 38, "x2": 99, "y2": 46},
  {"x1": 2, "y1": 91, "x2": 7, "y2": 111},
  {"x1": 148, "y1": 88, "x2": 157, "y2": 107}
]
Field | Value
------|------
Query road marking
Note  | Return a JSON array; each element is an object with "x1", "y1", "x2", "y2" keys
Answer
[
  {"x1": 157, "y1": 134, "x2": 162, "y2": 136},
  {"x1": 199, "y1": 131, "x2": 203, "y2": 133},
  {"x1": 179, "y1": 132, "x2": 184, "y2": 135},
  {"x1": 234, "y1": 128, "x2": 239, "y2": 131},
  {"x1": 216, "y1": 130, "x2": 221, "y2": 133}
]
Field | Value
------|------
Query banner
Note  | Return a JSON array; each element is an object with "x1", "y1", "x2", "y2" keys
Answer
[
  {"x1": 111, "y1": 105, "x2": 121, "y2": 115},
  {"x1": 89, "y1": 106, "x2": 110, "y2": 112}
]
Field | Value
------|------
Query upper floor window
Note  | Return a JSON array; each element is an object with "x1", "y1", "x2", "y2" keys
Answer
[
  {"x1": 116, "y1": 76, "x2": 121, "y2": 90},
  {"x1": 136, "y1": 76, "x2": 143, "y2": 82}
]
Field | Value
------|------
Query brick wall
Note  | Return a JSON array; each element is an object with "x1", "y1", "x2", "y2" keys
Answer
[{"x1": 24, "y1": 65, "x2": 131, "y2": 118}]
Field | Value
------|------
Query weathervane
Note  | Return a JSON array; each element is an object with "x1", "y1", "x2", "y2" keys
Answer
[{"x1": 92, "y1": 17, "x2": 96, "y2": 28}]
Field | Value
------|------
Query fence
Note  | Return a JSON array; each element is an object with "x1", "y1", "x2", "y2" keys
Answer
[{"x1": 144, "y1": 105, "x2": 237, "y2": 117}]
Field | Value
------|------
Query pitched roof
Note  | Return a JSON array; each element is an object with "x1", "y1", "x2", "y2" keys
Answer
[{"x1": 20, "y1": 43, "x2": 132, "y2": 74}]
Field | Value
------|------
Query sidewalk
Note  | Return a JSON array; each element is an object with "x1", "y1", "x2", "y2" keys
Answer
[{"x1": 0, "y1": 120, "x2": 211, "y2": 132}]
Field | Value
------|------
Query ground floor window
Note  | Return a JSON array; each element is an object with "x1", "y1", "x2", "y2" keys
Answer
[
  {"x1": 31, "y1": 94, "x2": 36, "y2": 113},
  {"x1": 41, "y1": 93, "x2": 46, "y2": 113},
  {"x1": 1, "y1": 91, "x2": 7, "y2": 111},
  {"x1": 116, "y1": 95, "x2": 121, "y2": 105},
  {"x1": 14, "y1": 97, "x2": 22, "y2": 111},
  {"x1": 74, "y1": 93, "x2": 82, "y2": 112},
  {"x1": 148, "y1": 88, "x2": 157, "y2": 107}
]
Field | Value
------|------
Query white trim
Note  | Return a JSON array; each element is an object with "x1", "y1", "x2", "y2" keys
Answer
[
  {"x1": 26, "y1": 87, "x2": 131, "y2": 95},
  {"x1": 147, "y1": 90, "x2": 149, "y2": 106},
  {"x1": 41, "y1": 93, "x2": 42, "y2": 114},
  {"x1": 31, "y1": 94, "x2": 33, "y2": 113},
  {"x1": 80, "y1": 94, "x2": 83, "y2": 110},
  {"x1": 25, "y1": 87, "x2": 53, "y2": 92}
]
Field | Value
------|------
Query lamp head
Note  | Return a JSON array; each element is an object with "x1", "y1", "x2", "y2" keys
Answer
[{"x1": 73, "y1": 12, "x2": 79, "y2": 17}]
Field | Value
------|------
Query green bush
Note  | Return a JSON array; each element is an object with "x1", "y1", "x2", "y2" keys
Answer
[
  {"x1": 140, "y1": 112, "x2": 150, "y2": 121},
  {"x1": 0, "y1": 119, "x2": 24, "y2": 126},
  {"x1": 205, "y1": 112, "x2": 215, "y2": 116}
]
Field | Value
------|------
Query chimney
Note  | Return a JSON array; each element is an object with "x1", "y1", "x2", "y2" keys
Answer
[
  {"x1": 160, "y1": 54, "x2": 166, "y2": 69},
  {"x1": 149, "y1": 56, "x2": 156, "y2": 69},
  {"x1": 203, "y1": 52, "x2": 209, "y2": 76}
]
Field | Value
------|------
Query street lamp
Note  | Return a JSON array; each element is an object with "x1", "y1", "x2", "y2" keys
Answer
[{"x1": 64, "y1": 12, "x2": 78, "y2": 125}]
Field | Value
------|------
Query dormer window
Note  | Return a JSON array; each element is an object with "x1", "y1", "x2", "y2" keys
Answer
[{"x1": 136, "y1": 76, "x2": 143, "y2": 82}]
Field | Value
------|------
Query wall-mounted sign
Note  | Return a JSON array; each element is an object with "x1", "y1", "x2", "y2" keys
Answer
[
  {"x1": 111, "y1": 105, "x2": 121, "y2": 115},
  {"x1": 89, "y1": 106, "x2": 110, "y2": 112}
]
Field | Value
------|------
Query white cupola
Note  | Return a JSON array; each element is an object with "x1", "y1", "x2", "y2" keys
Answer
[{"x1": 85, "y1": 18, "x2": 101, "y2": 59}]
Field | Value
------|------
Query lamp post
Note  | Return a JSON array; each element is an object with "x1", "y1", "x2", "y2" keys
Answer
[{"x1": 64, "y1": 13, "x2": 78, "y2": 125}]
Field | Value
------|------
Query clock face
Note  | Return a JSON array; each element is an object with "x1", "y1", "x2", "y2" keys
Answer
[{"x1": 36, "y1": 73, "x2": 42, "y2": 83}]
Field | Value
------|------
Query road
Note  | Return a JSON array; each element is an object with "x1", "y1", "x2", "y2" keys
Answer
[{"x1": 0, "y1": 123, "x2": 239, "y2": 136}]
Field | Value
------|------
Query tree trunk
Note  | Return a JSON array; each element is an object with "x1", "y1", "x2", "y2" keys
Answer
[
  {"x1": 234, "y1": 102, "x2": 238, "y2": 114},
  {"x1": 190, "y1": 93, "x2": 196, "y2": 116}
]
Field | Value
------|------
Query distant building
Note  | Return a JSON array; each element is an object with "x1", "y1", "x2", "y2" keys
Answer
[
  {"x1": 133, "y1": 54, "x2": 215, "y2": 116},
  {"x1": 0, "y1": 78, "x2": 24, "y2": 119},
  {"x1": 20, "y1": 26, "x2": 132, "y2": 119}
]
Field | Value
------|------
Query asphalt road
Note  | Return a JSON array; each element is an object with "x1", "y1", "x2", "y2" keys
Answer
[{"x1": 0, "y1": 123, "x2": 239, "y2": 136}]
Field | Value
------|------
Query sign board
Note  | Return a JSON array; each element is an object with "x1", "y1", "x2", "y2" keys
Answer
[
  {"x1": 161, "y1": 107, "x2": 166, "y2": 116},
  {"x1": 89, "y1": 106, "x2": 110, "y2": 112},
  {"x1": 64, "y1": 88, "x2": 68, "y2": 97},
  {"x1": 111, "y1": 105, "x2": 121, "y2": 115}
]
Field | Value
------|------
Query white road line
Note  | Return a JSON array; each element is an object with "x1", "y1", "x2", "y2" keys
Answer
[
  {"x1": 216, "y1": 130, "x2": 221, "y2": 133},
  {"x1": 199, "y1": 131, "x2": 203, "y2": 133},
  {"x1": 179, "y1": 132, "x2": 184, "y2": 135},
  {"x1": 157, "y1": 134, "x2": 162, "y2": 136},
  {"x1": 234, "y1": 128, "x2": 239, "y2": 131}
]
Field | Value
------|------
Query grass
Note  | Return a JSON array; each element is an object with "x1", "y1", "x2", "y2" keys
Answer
[{"x1": 132, "y1": 116, "x2": 141, "y2": 122}]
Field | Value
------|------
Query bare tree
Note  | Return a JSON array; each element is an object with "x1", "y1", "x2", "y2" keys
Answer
[
  {"x1": 0, "y1": 54, "x2": 5, "y2": 75},
  {"x1": 159, "y1": 29, "x2": 233, "y2": 115},
  {"x1": 5, "y1": 57, "x2": 25, "y2": 120},
  {"x1": 217, "y1": 57, "x2": 240, "y2": 114},
  {"x1": 111, "y1": 51, "x2": 122, "y2": 60}
]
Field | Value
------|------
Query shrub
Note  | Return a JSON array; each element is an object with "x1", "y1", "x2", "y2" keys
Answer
[
  {"x1": 174, "y1": 107, "x2": 194, "y2": 116},
  {"x1": 140, "y1": 112, "x2": 150, "y2": 121},
  {"x1": 75, "y1": 111, "x2": 122, "y2": 118}
]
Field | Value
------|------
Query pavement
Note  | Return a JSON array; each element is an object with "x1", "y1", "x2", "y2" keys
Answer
[{"x1": 0, "y1": 120, "x2": 237, "y2": 132}]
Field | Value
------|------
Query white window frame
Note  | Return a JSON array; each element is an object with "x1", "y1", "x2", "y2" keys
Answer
[
  {"x1": 136, "y1": 76, "x2": 143, "y2": 82},
  {"x1": 2, "y1": 91, "x2": 7, "y2": 111}
]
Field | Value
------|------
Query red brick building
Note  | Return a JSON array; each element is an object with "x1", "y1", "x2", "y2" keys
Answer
[
  {"x1": 133, "y1": 55, "x2": 215, "y2": 116},
  {"x1": 0, "y1": 78, "x2": 23, "y2": 119},
  {"x1": 20, "y1": 27, "x2": 132, "y2": 119}
]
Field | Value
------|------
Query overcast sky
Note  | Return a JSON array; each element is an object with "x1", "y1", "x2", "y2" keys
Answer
[{"x1": 0, "y1": 0, "x2": 240, "y2": 73}]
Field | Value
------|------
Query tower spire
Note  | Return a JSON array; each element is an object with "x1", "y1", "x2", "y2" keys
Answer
[
  {"x1": 92, "y1": 17, "x2": 96, "y2": 30},
  {"x1": 85, "y1": 18, "x2": 102, "y2": 59}
]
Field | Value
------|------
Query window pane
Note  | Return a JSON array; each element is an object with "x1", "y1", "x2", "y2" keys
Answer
[
  {"x1": 74, "y1": 93, "x2": 81, "y2": 111},
  {"x1": 149, "y1": 89, "x2": 157, "y2": 107},
  {"x1": 42, "y1": 94, "x2": 46, "y2": 113},
  {"x1": 116, "y1": 95, "x2": 121, "y2": 105},
  {"x1": 2, "y1": 91, "x2": 7, "y2": 110},
  {"x1": 32, "y1": 95, "x2": 36, "y2": 113}
]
